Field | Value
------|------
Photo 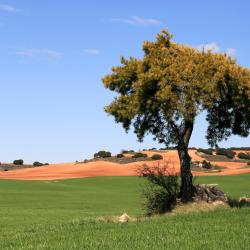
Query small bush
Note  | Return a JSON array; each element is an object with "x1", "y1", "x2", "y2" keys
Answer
[
  {"x1": 215, "y1": 148, "x2": 236, "y2": 159},
  {"x1": 33, "y1": 161, "x2": 44, "y2": 167},
  {"x1": 197, "y1": 148, "x2": 213, "y2": 155},
  {"x1": 116, "y1": 153, "x2": 124, "y2": 158},
  {"x1": 138, "y1": 163, "x2": 179, "y2": 216},
  {"x1": 150, "y1": 147, "x2": 157, "y2": 150},
  {"x1": 132, "y1": 152, "x2": 147, "y2": 158},
  {"x1": 121, "y1": 150, "x2": 128, "y2": 154},
  {"x1": 151, "y1": 154, "x2": 163, "y2": 160},
  {"x1": 238, "y1": 152, "x2": 250, "y2": 160},
  {"x1": 228, "y1": 197, "x2": 250, "y2": 208},
  {"x1": 13, "y1": 159, "x2": 24, "y2": 165},
  {"x1": 94, "y1": 151, "x2": 111, "y2": 158},
  {"x1": 202, "y1": 160, "x2": 212, "y2": 169}
]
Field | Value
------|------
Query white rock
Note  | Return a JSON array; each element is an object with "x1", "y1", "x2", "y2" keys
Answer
[{"x1": 119, "y1": 213, "x2": 131, "y2": 223}]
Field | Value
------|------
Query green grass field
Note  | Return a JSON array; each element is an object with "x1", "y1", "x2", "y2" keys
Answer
[{"x1": 0, "y1": 174, "x2": 250, "y2": 249}]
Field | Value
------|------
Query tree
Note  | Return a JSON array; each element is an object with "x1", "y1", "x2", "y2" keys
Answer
[{"x1": 102, "y1": 30, "x2": 250, "y2": 201}]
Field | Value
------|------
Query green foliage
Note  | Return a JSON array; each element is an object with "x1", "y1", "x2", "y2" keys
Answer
[
  {"x1": 94, "y1": 151, "x2": 111, "y2": 158},
  {"x1": 197, "y1": 148, "x2": 213, "y2": 155},
  {"x1": 102, "y1": 29, "x2": 250, "y2": 148},
  {"x1": 116, "y1": 153, "x2": 124, "y2": 158},
  {"x1": 227, "y1": 197, "x2": 250, "y2": 208},
  {"x1": 238, "y1": 152, "x2": 250, "y2": 160},
  {"x1": 138, "y1": 163, "x2": 179, "y2": 216},
  {"x1": 132, "y1": 152, "x2": 147, "y2": 158},
  {"x1": 202, "y1": 160, "x2": 212, "y2": 169},
  {"x1": 33, "y1": 161, "x2": 44, "y2": 167},
  {"x1": 215, "y1": 148, "x2": 236, "y2": 159},
  {"x1": 151, "y1": 154, "x2": 163, "y2": 160},
  {"x1": 13, "y1": 159, "x2": 23, "y2": 165}
]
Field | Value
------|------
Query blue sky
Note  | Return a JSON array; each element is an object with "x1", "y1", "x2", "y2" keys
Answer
[{"x1": 0, "y1": 1, "x2": 249, "y2": 163}]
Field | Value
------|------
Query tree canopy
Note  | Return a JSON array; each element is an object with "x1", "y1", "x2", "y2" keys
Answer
[
  {"x1": 102, "y1": 30, "x2": 250, "y2": 148},
  {"x1": 102, "y1": 29, "x2": 250, "y2": 201}
]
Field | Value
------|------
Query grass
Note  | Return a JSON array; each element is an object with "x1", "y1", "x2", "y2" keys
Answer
[{"x1": 0, "y1": 174, "x2": 250, "y2": 249}]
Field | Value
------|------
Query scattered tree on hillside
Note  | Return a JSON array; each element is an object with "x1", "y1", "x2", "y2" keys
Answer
[{"x1": 102, "y1": 29, "x2": 250, "y2": 201}]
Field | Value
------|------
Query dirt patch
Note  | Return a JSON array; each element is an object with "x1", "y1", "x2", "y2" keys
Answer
[{"x1": 1, "y1": 150, "x2": 250, "y2": 180}]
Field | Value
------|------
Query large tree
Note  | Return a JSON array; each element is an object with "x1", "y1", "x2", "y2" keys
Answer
[{"x1": 102, "y1": 30, "x2": 250, "y2": 201}]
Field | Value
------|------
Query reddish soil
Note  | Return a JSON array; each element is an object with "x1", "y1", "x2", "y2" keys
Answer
[{"x1": 0, "y1": 150, "x2": 249, "y2": 180}]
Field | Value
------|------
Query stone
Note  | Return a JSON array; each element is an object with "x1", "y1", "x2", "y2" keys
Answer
[
  {"x1": 119, "y1": 213, "x2": 131, "y2": 223},
  {"x1": 239, "y1": 197, "x2": 250, "y2": 203},
  {"x1": 193, "y1": 184, "x2": 227, "y2": 203}
]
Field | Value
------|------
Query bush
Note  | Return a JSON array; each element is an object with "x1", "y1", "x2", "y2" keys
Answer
[
  {"x1": 138, "y1": 163, "x2": 179, "y2": 216},
  {"x1": 13, "y1": 159, "x2": 24, "y2": 165},
  {"x1": 132, "y1": 152, "x2": 147, "y2": 158},
  {"x1": 197, "y1": 148, "x2": 213, "y2": 155},
  {"x1": 151, "y1": 154, "x2": 163, "y2": 160},
  {"x1": 228, "y1": 197, "x2": 250, "y2": 208},
  {"x1": 202, "y1": 160, "x2": 212, "y2": 169},
  {"x1": 150, "y1": 147, "x2": 157, "y2": 150},
  {"x1": 215, "y1": 148, "x2": 236, "y2": 159},
  {"x1": 238, "y1": 152, "x2": 250, "y2": 160},
  {"x1": 116, "y1": 153, "x2": 124, "y2": 158},
  {"x1": 94, "y1": 151, "x2": 111, "y2": 158},
  {"x1": 33, "y1": 161, "x2": 44, "y2": 167}
]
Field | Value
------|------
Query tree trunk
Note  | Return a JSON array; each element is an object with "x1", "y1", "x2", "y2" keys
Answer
[
  {"x1": 178, "y1": 146, "x2": 194, "y2": 202},
  {"x1": 177, "y1": 120, "x2": 195, "y2": 202}
]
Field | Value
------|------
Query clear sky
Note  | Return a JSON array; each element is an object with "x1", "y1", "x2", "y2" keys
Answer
[{"x1": 0, "y1": 0, "x2": 249, "y2": 163}]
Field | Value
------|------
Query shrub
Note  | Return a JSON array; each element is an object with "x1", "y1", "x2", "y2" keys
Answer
[
  {"x1": 33, "y1": 161, "x2": 44, "y2": 167},
  {"x1": 228, "y1": 197, "x2": 250, "y2": 208},
  {"x1": 197, "y1": 148, "x2": 213, "y2": 155},
  {"x1": 202, "y1": 160, "x2": 212, "y2": 169},
  {"x1": 116, "y1": 153, "x2": 124, "y2": 158},
  {"x1": 151, "y1": 154, "x2": 163, "y2": 160},
  {"x1": 121, "y1": 150, "x2": 128, "y2": 154},
  {"x1": 215, "y1": 148, "x2": 236, "y2": 159},
  {"x1": 94, "y1": 151, "x2": 111, "y2": 158},
  {"x1": 138, "y1": 163, "x2": 179, "y2": 216},
  {"x1": 13, "y1": 159, "x2": 24, "y2": 165},
  {"x1": 150, "y1": 147, "x2": 157, "y2": 150},
  {"x1": 238, "y1": 152, "x2": 250, "y2": 160},
  {"x1": 132, "y1": 152, "x2": 147, "y2": 158}
]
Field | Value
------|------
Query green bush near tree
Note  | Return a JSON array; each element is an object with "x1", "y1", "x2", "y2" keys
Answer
[{"x1": 138, "y1": 163, "x2": 179, "y2": 216}]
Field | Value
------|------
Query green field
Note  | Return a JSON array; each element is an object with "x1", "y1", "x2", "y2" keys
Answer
[{"x1": 0, "y1": 174, "x2": 250, "y2": 249}]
